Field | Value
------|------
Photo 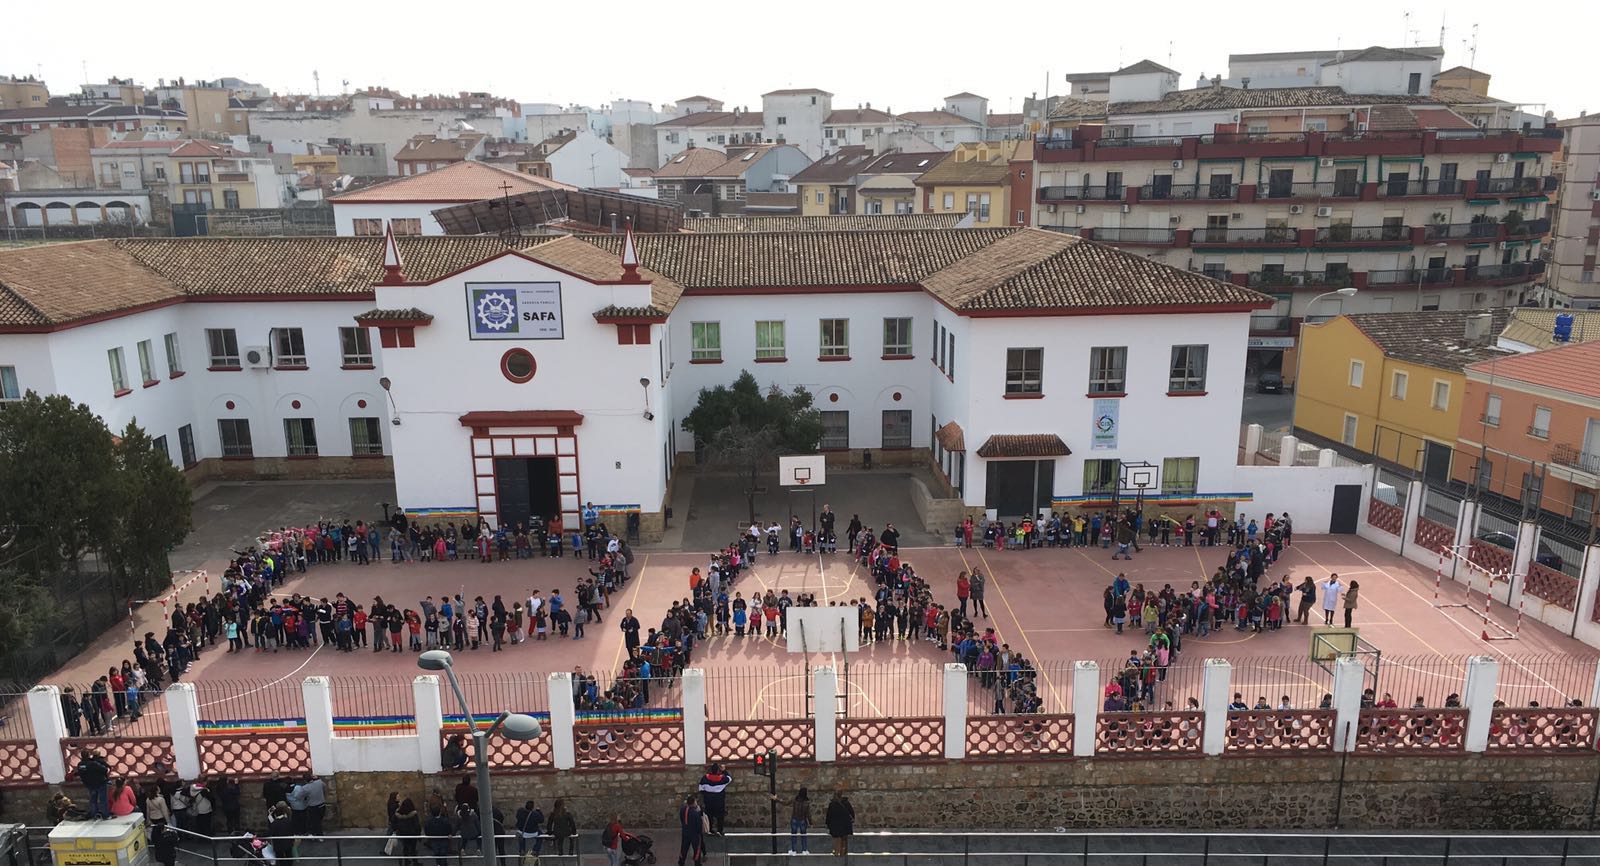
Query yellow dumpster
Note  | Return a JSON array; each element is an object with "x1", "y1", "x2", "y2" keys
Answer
[{"x1": 47, "y1": 816, "x2": 148, "y2": 866}]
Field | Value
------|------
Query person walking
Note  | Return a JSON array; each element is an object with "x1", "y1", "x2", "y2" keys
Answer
[
  {"x1": 697, "y1": 762, "x2": 731, "y2": 835},
  {"x1": 1295, "y1": 577, "x2": 1316, "y2": 625},
  {"x1": 785, "y1": 788, "x2": 811, "y2": 855},
  {"x1": 677, "y1": 794, "x2": 706, "y2": 866},
  {"x1": 1318, "y1": 574, "x2": 1345, "y2": 626},
  {"x1": 393, "y1": 798, "x2": 422, "y2": 866},
  {"x1": 1343, "y1": 580, "x2": 1360, "y2": 629},
  {"x1": 825, "y1": 791, "x2": 854, "y2": 857},
  {"x1": 550, "y1": 800, "x2": 577, "y2": 856},
  {"x1": 602, "y1": 813, "x2": 625, "y2": 866}
]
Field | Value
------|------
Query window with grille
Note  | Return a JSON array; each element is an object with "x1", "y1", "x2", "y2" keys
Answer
[
  {"x1": 218, "y1": 419, "x2": 253, "y2": 458},
  {"x1": 284, "y1": 418, "x2": 318, "y2": 456},
  {"x1": 820, "y1": 411, "x2": 850, "y2": 449},
  {"x1": 820, "y1": 319, "x2": 849, "y2": 357},
  {"x1": 340, "y1": 327, "x2": 373, "y2": 366},
  {"x1": 207, "y1": 328, "x2": 239, "y2": 366},
  {"x1": 679, "y1": 320, "x2": 719, "y2": 361},
  {"x1": 1005, "y1": 348, "x2": 1043, "y2": 395},
  {"x1": 178, "y1": 424, "x2": 197, "y2": 467},
  {"x1": 273, "y1": 328, "x2": 307, "y2": 366},
  {"x1": 882, "y1": 318, "x2": 912, "y2": 356},
  {"x1": 1162, "y1": 457, "x2": 1199, "y2": 494},
  {"x1": 349, "y1": 417, "x2": 384, "y2": 455},
  {"x1": 1088, "y1": 346, "x2": 1126, "y2": 393},
  {"x1": 755, "y1": 321, "x2": 785, "y2": 359},
  {"x1": 1169, "y1": 345, "x2": 1208, "y2": 393},
  {"x1": 881, "y1": 410, "x2": 911, "y2": 448}
]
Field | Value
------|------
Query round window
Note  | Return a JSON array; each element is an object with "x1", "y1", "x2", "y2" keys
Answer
[{"x1": 500, "y1": 349, "x2": 536, "y2": 383}]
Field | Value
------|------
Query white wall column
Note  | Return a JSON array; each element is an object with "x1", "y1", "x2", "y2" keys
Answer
[
  {"x1": 813, "y1": 666, "x2": 838, "y2": 762},
  {"x1": 413, "y1": 675, "x2": 443, "y2": 775},
  {"x1": 1589, "y1": 659, "x2": 1600, "y2": 708},
  {"x1": 547, "y1": 672, "x2": 576, "y2": 770},
  {"x1": 301, "y1": 676, "x2": 336, "y2": 776},
  {"x1": 1510, "y1": 521, "x2": 1539, "y2": 608},
  {"x1": 1574, "y1": 545, "x2": 1600, "y2": 641},
  {"x1": 1244, "y1": 423, "x2": 1263, "y2": 458},
  {"x1": 1278, "y1": 435, "x2": 1299, "y2": 467},
  {"x1": 1331, "y1": 656, "x2": 1366, "y2": 752},
  {"x1": 1201, "y1": 659, "x2": 1232, "y2": 756},
  {"x1": 1463, "y1": 655, "x2": 1501, "y2": 753},
  {"x1": 682, "y1": 669, "x2": 707, "y2": 766},
  {"x1": 1072, "y1": 661, "x2": 1099, "y2": 757},
  {"x1": 1318, "y1": 448, "x2": 1337, "y2": 468},
  {"x1": 1400, "y1": 480, "x2": 1425, "y2": 555},
  {"x1": 165, "y1": 682, "x2": 202, "y2": 780},
  {"x1": 26, "y1": 686, "x2": 68, "y2": 785},
  {"x1": 942, "y1": 664, "x2": 967, "y2": 760}
]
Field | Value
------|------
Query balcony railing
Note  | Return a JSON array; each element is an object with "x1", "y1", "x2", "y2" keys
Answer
[
  {"x1": 1246, "y1": 270, "x2": 1354, "y2": 289},
  {"x1": 1036, "y1": 137, "x2": 1078, "y2": 151},
  {"x1": 1258, "y1": 181, "x2": 1362, "y2": 199},
  {"x1": 1425, "y1": 222, "x2": 1501, "y2": 241},
  {"x1": 1092, "y1": 227, "x2": 1176, "y2": 244},
  {"x1": 1138, "y1": 182, "x2": 1238, "y2": 201},
  {"x1": 1039, "y1": 185, "x2": 1122, "y2": 201},
  {"x1": 1192, "y1": 227, "x2": 1298, "y2": 245},
  {"x1": 1250, "y1": 314, "x2": 1291, "y2": 332},
  {"x1": 1367, "y1": 268, "x2": 1457, "y2": 286},
  {"x1": 1466, "y1": 261, "x2": 1545, "y2": 281},
  {"x1": 1094, "y1": 135, "x2": 1184, "y2": 148},
  {"x1": 1476, "y1": 176, "x2": 1545, "y2": 195},
  {"x1": 1552, "y1": 443, "x2": 1600, "y2": 476},
  {"x1": 1314, "y1": 224, "x2": 1409, "y2": 244},
  {"x1": 1511, "y1": 217, "x2": 1551, "y2": 236},
  {"x1": 1378, "y1": 179, "x2": 1462, "y2": 197}
]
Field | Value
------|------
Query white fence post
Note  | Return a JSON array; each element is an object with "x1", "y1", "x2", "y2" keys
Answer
[
  {"x1": 1318, "y1": 448, "x2": 1336, "y2": 467},
  {"x1": 301, "y1": 676, "x2": 336, "y2": 776},
  {"x1": 1278, "y1": 435, "x2": 1299, "y2": 467},
  {"x1": 413, "y1": 675, "x2": 443, "y2": 775},
  {"x1": 813, "y1": 666, "x2": 838, "y2": 762},
  {"x1": 1245, "y1": 423, "x2": 1264, "y2": 457},
  {"x1": 26, "y1": 686, "x2": 68, "y2": 785},
  {"x1": 1332, "y1": 656, "x2": 1365, "y2": 752},
  {"x1": 1072, "y1": 661, "x2": 1099, "y2": 757},
  {"x1": 547, "y1": 672, "x2": 576, "y2": 770},
  {"x1": 1463, "y1": 655, "x2": 1501, "y2": 753},
  {"x1": 942, "y1": 664, "x2": 967, "y2": 760},
  {"x1": 165, "y1": 682, "x2": 203, "y2": 780},
  {"x1": 1511, "y1": 522, "x2": 1539, "y2": 608},
  {"x1": 682, "y1": 669, "x2": 707, "y2": 766},
  {"x1": 1201, "y1": 659, "x2": 1232, "y2": 756},
  {"x1": 1401, "y1": 480, "x2": 1426, "y2": 554}
]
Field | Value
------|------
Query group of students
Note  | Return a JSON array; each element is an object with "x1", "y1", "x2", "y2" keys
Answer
[
  {"x1": 956, "y1": 509, "x2": 1295, "y2": 554},
  {"x1": 59, "y1": 629, "x2": 190, "y2": 738},
  {"x1": 383, "y1": 779, "x2": 584, "y2": 866}
]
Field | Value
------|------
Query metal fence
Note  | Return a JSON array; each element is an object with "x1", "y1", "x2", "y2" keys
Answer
[
  {"x1": 1374, "y1": 467, "x2": 1409, "y2": 514},
  {"x1": 327, "y1": 678, "x2": 421, "y2": 736},
  {"x1": 1422, "y1": 486, "x2": 1462, "y2": 528}
]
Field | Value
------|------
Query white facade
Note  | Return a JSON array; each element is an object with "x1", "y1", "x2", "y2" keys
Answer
[
  {"x1": 1318, "y1": 58, "x2": 1441, "y2": 96},
  {"x1": 763, "y1": 92, "x2": 831, "y2": 159},
  {"x1": 332, "y1": 201, "x2": 456, "y2": 237},
  {"x1": 545, "y1": 130, "x2": 628, "y2": 188},
  {"x1": 5, "y1": 191, "x2": 150, "y2": 226},
  {"x1": 252, "y1": 102, "x2": 511, "y2": 174}
]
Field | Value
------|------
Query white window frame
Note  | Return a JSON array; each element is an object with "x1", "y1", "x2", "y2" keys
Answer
[
  {"x1": 136, "y1": 339, "x2": 155, "y2": 384},
  {"x1": 1341, "y1": 413, "x2": 1359, "y2": 446},
  {"x1": 1531, "y1": 405, "x2": 1552, "y2": 439},
  {"x1": 690, "y1": 321, "x2": 721, "y2": 361},
  {"x1": 108, "y1": 347, "x2": 128, "y2": 393},
  {"x1": 819, "y1": 410, "x2": 850, "y2": 450},
  {"x1": 349, "y1": 417, "x2": 384, "y2": 456},
  {"x1": 882, "y1": 317, "x2": 912, "y2": 356},
  {"x1": 0, "y1": 365, "x2": 20, "y2": 401},
  {"x1": 1348, "y1": 359, "x2": 1364, "y2": 388},
  {"x1": 1162, "y1": 457, "x2": 1199, "y2": 494},
  {"x1": 1484, "y1": 393, "x2": 1502, "y2": 426},
  {"x1": 1431, "y1": 379, "x2": 1451, "y2": 412},
  {"x1": 206, "y1": 328, "x2": 239, "y2": 367},
  {"x1": 1390, "y1": 370, "x2": 1407, "y2": 400},
  {"x1": 339, "y1": 327, "x2": 373, "y2": 366},
  {"x1": 1169, "y1": 344, "x2": 1209, "y2": 393},
  {"x1": 164, "y1": 332, "x2": 183, "y2": 377},
  {"x1": 283, "y1": 418, "x2": 318, "y2": 457},
  {"x1": 820, "y1": 319, "x2": 849, "y2": 358},
  {"x1": 218, "y1": 419, "x2": 252, "y2": 458},
  {"x1": 754, "y1": 320, "x2": 785, "y2": 360},
  {"x1": 1005, "y1": 347, "x2": 1044, "y2": 395},
  {"x1": 273, "y1": 328, "x2": 307, "y2": 367}
]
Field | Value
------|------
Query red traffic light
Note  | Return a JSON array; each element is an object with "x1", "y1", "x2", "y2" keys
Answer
[{"x1": 753, "y1": 750, "x2": 776, "y2": 776}]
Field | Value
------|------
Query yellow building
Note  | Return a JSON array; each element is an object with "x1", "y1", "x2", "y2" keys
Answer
[
  {"x1": 1295, "y1": 310, "x2": 1510, "y2": 476},
  {"x1": 913, "y1": 140, "x2": 1020, "y2": 228},
  {"x1": 854, "y1": 150, "x2": 940, "y2": 215},
  {"x1": 788, "y1": 145, "x2": 873, "y2": 216},
  {"x1": 0, "y1": 75, "x2": 49, "y2": 110}
]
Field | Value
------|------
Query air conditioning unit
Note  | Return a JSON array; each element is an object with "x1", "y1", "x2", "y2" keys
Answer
[
  {"x1": 1590, "y1": 190, "x2": 1600, "y2": 201},
  {"x1": 1120, "y1": 203, "x2": 1131, "y2": 213},
  {"x1": 244, "y1": 346, "x2": 271, "y2": 369},
  {"x1": 1171, "y1": 159, "x2": 1184, "y2": 169},
  {"x1": 1231, "y1": 212, "x2": 1244, "y2": 221},
  {"x1": 1496, "y1": 153, "x2": 1510, "y2": 163},
  {"x1": 1319, "y1": 158, "x2": 1335, "y2": 168},
  {"x1": 1074, "y1": 204, "x2": 1086, "y2": 214},
  {"x1": 1315, "y1": 206, "x2": 1334, "y2": 218},
  {"x1": 1168, "y1": 215, "x2": 1181, "y2": 224},
  {"x1": 1288, "y1": 204, "x2": 1305, "y2": 215},
  {"x1": 1046, "y1": 204, "x2": 1056, "y2": 213}
]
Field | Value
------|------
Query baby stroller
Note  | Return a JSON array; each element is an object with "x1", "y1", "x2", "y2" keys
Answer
[
  {"x1": 621, "y1": 832, "x2": 658, "y2": 866},
  {"x1": 231, "y1": 833, "x2": 277, "y2": 866}
]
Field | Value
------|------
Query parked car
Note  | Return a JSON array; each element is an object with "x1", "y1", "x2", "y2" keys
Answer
[
  {"x1": 1255, "y1": 371, "x2": 1284, "y2": 393},
  {"x1": 1475, "y1": 530, "x2": 1564, "y2": 571}
]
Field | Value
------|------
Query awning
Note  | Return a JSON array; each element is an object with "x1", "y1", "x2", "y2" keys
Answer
[
  {"x1": 935, "y1": 421, "x2": 966, "y2": 452},
  {"x1": 975, "y1": 434, "x2": 1071, "y2": 459},
  {"x1": 459, "y1": 411, "x2": 585, "y2": 430}
]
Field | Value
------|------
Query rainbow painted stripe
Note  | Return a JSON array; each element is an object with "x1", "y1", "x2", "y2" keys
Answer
[{"x1": 1051, "y1": 491, "x2": 1254, "y2": 509}]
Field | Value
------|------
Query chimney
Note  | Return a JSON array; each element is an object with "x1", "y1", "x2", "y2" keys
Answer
[
  {"x1": 1242, "y1": 77, "x2": 1251, "y2": 90},
  {"x1": 1464, "y1": 313, "x2": 1492, "y2": 343}
]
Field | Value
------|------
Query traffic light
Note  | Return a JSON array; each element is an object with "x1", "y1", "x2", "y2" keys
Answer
[{"x1": 752, "y1": 749, "x2": 777, "y2": 777}]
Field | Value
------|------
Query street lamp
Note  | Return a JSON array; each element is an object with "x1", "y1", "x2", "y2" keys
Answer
[
  {"x1": 1414, "y1": 242, "x2": 1449, "y2": 312},
  {"x1": 1290, "y1": 286, "x2": 1358, "y2": 400},
  {"x1": 419, "y1": 650, "x2": 543, "y2": 866}
]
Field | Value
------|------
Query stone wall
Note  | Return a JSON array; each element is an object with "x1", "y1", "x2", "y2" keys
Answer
[{"x1": 184, "y1": 456, "x2": 395, "y2": 484}]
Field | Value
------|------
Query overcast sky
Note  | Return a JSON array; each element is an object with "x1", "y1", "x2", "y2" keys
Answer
[{"x1": 9, "y1": 0, "x2": 1592, "y2": 120}]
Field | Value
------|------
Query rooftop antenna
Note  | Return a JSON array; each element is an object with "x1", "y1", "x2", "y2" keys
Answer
[
  {"x1": 312, "y1": 69, "x2": 320, "y2": 98},
  {"x1": 1467, "y1": 23, "x2": 1479, "y2": 73},
  {"x1": 1167, "y1": 41, "x2": 1174, "y2": 65},
  {"x1": 1402, "y1": 11, "x2": 1410, "y2": 46},
  {"x1": 1438, "y1": 11, "x2": 1447, "y2": 50}
]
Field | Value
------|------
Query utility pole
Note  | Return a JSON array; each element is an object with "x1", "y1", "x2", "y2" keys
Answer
[{"x1": 754, "y1": 749, "x2": 778, "y2": 854}]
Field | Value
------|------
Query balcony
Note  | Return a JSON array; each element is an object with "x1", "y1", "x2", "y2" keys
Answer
[
  {"x1": 1250, "y1": 314, "x2": 1291, "y2": 333},
  {"x1": 1259, "y1": 181, "x2": 1361, "y2": 200},
  {"x1": 1377, "y1": 179, "x2": 1462, "y2": 198},
  {"x1": 1475, "y1": 176, "x2": 1546, "y2": 195},
  {"x1": 1367, "y1": 268, "x2": 1457, "y2": 287},
  {"x1": 1426, "y1": 222, "x2": 1501, "y2": 241},
  {"x1": 1465, "y1": 261, "x2": 1545, "y2": 283},
  {"x1": 1314, "y1": 224, "x2": 1409, "y2": 245},
  {"x1": 1037, "y1": 137, "x2": 1078, "y2": 151},
  {"x1": 1246, "y1": 270, "x2": 1354, "y2": 289},
  {"x1": 1510, "y1": 217, "x2": 1551, "y2": 237},
  {"x1": 1038, "y1": 185, "x2": 1123, "y2": 202},
  {"x1": 1192, "y1": 226, "x2": 1298, "y2": 246},
  {"x1": 1552, "y1": 444, "x2": 1600, "y2": 479},
  {"x1": 1091, "y1": 227, "x2": 1176, "y2": 245}
]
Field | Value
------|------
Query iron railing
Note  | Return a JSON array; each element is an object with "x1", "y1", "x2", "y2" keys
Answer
[
  {"x1": 1089, "y1": 227, "x2": 1175, "y2": 244},
  {"x1": 1192, "y1": 227, "x2": 1297, "y2": 245},
  {"x1": 1426, "y1": 221, "x2": 1501, "y2": 240},
  {"x1": 1477, "y1": 176, "x2": 1547, "y2": 194},
  {"x1": 1552, "y1": 443, "x2": 1600, "y2": 477},
  {"x1": 1246, "y1": 270, "x2": 1354, "y2": 289},
  {"x1": 1314, "y1": 224, "x2": 1409, "y2": 244},
  {"x1": 1367, "y1": 268, "x2": 1456, "y2": 286}
]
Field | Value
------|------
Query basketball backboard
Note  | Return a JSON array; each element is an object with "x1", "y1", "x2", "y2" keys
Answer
[
  {"x1": 786, "y1": 606, "x2": 860, "y2": 653},
  {"x1": 1119, "y1": 460, "x2": 1158, "y2": 491},
  {"x1": 779, "y1": 454, "x2": 827, "y2": 487}
]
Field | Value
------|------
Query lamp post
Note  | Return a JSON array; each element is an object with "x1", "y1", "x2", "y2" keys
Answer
[
  {"x1": 1413, "y1": 241, "x2": 1449, "y2": 312},
  {"x1": 1290, "y1": 286, "x2": 1358, "y2": 410},
  {"x1": 419, "y1": 650, "x2": 543, "y2": 866}
]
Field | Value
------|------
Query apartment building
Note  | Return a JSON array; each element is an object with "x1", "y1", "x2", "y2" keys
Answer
[
  {"x1": 654, "y1": 102, "x2": 764, "y2": 165},
  {"x1": 1031, "y1": 51, "x2": 1558, "y2": 378},
  {"x1": 0, "y1": 75, "x2": 49, "y2": 110},
  {"x1": 652, "y1": 144, "x2": 811, "y2": 217},
  {"x1": 91, "y1": 139, "x2": 285, "y2": 209},
  {"x1": 791, "y1": 146, "x2": 875, "y2": 216},
  {"x1": 1547, "y1": 115, "x2": 1600, "y2": 308},
  {"x1": 854, "y1": 150, "x2": 944, "y2": 215},
  {"x1": 0, "y1": 104, "x2": 189, "y2": 138},
  {"x1": 915, "y1": 141, "x2": 1023, "y2": 228},
  {"x1": 393, "y1": 132, "x2": 487, "y2": 176}
]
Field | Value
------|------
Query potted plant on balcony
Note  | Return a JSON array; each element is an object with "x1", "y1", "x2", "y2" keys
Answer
[
  {"x1": 1501, "y1": 210, "x2": 1526, "y2": 236},
  {"x1": 1328, "y1": 223, "x2": 1353, "y2": 243}
]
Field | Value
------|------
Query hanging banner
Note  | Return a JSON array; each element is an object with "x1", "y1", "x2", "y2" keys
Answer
[{"x1": 1091, "y1": 398, "x2": 1119, "y2": 451}]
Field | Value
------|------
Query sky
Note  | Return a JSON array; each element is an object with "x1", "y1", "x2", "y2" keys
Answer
[{"x1": 7, "y1": 0, "x2": 1594, "y2": 120}]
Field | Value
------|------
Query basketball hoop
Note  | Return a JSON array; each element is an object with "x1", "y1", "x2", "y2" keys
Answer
[{"x1": 793, "y1": 467, "x2": 812, "y2": 486}]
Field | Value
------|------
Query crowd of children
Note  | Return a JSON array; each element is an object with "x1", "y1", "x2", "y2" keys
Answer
[{"x1": 957, "y1": 509, "x2": 1294, "y2": 555}]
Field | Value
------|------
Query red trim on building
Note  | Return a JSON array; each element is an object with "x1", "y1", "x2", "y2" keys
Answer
[
  {"x1": 1003, "y1": 393, "x2": 1045, "y2": 400},
  {"x1": 141, "y1": 379, "x2": 159, "y2": 389},
  {"x1": 169, "y1": 370, "x2": 186, "y2": 379},
  {"x1": 458, "y1": 410, "x2": 585, "y2": 430},
  {"x1": 273, "y1": 364, "x2": 309, "y2": 372},
  {"x1": 818, "y1": 355, "x2": 852, "y2": 362},
  {"x1": 113, "y1": 388, "x2": 132, "y2": 398},
  {"x1": 754, "y1": 357, "x2": 788, "y2": 363},
  {"x1": 880, "y1": 354, "x2": 915, "y2": 361},
  {"x1": 689, "y1": 358, "x2": 723, "y2": 365},
  {"x1": 341, "y1": 363, "x2": 376, "y2": 371},
  {"x1": 1166, "y1": 390, "x2": 1208, "y2": 397},
  {"x1": 499, "y1": 348, "x2": 538, "y2": 384}
]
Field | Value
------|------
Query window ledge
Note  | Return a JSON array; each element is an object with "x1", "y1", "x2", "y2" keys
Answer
[
  {"x1": 1167, "y1": 390, "x2": 1208, "y2": 397},
  {"x1": 1528, "y1": 431, "x2": 1550, "y2": 440},
  {"x1": 341, "y1": 363, "x2": 376, "y2": 371},
  {"x1": 274, "y1": 364, "x2": 309, "y2": 372},
  {"x1": 112, "y1": 388, "x2": 132, "y2": 398},
  {"x1": 169, "y1": 370, "x2": 186, "y2": 379},
  {"x1": 351, "y1": 452, "x2": 387, "y2": 459},
  {"x1": 1003, "y1": 392, "x2": 1044, "y2": 400},
  {"x1": 753, "y1": 357, "x2": 788, "y2": 364},
  {"x1": 141, "y1": 379, "x2": 160, "y2": 389},
  {"x1": 881, "y1": 354, "x2": 915, "y2": 361},
  {"x1": 285, "y1": 454, "x2": 321, "y2": 460},
  {"x1": 689, "y1": 358, "x2": 723, "y2": 365},
  {"x1": 818, "y1": 355, "x2": 852, "y2": 362},
  {"x1": 220, "y1": 455, "x2": 255, "y2": 461},
  {"x1": 207, "y1": 365, "x2": 242, "y2": 372},
  {"x1": 1087, "y1": 391, "x2": 1127, "y2": 398}
]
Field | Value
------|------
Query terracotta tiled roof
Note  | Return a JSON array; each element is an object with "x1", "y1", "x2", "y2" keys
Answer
[
  {"x1": 395, "y1": 133, "x2": 487, "y2": 162},
  {"x1": 763, "y1": 88, "x2": 832, "y2": 97},
  {"x1": 1464, "y1": 340, "x2": 1600, "y2": 401},
  {"x1": 0, "y1": 241, "x2": 179, "y2": 327},
  {"x1": 683, "y1": 213, "x2": 966, "y2": 233},
  {"x1": 331, "y1": 161, "x2": 571, "y2": 203},
  {"x1": 354, "y1": 307, "x2": 434, "y2": 323},
  {"x1": 1409, "y1": 108, "x2": 1476, "y2": 130},
  {"x1": 986, "y1": 113, "x2": 1025, "y2": 127},
  {"x1": 858, "y1": 151, "x2": 944, "y2": 175},
  {"x1": 897, "y1": 110, "x2": 980, "y2": 127},
  {"x1": 1437, "y1": 65, "x2": 1488, "y2": 78},
  {"x1": 167, "y1": 140, "x2": 248, "y2": 158},
  {"x1": 914, "y1": 153, "x2": 1009, "y2": 186},
  {"x1": 1045, "y1": 98, "x2": 1110, "y2": 120},
  {"x1": 531, "y1": 235, "x2": 683, "y2": 314},
  {"x1": 824, "y1": 108, "x2": 897, "y2": 125},
  {"x1": 1101, "y1": 85, "x2": 1508, "y2": 117},
  {"x1": 676, "y1": 96, "x2": 719, "y2": 104},
  {"x1": 936, "y1": 421, "x2": 966, "y2": 452},
  {"x1": 593, "y1": 304, "x2": 669, "y2": 320},
  {"x1": 655, "y1": 111, "x2": 763, "y2": 129},
  {"x1": 704, "y1": 145, "x2": 787, "y2": 178},
  {"x1": 1343, "y1": 310, "x2": 1513, "y2": 372},
  {"x1": 653, "y1": 147, "x2": 731, "y2": 178},
  {"x1": 975, "y1": 434, "x2": 1071, "y2": 458},
  {"x1": 789, "y1": 146, "x2": 874, "y2": 184}
]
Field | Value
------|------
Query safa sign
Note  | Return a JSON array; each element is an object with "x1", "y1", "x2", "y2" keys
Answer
[{"x1": 466, "y1": 282, "x2": 564, "y2": 340}]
